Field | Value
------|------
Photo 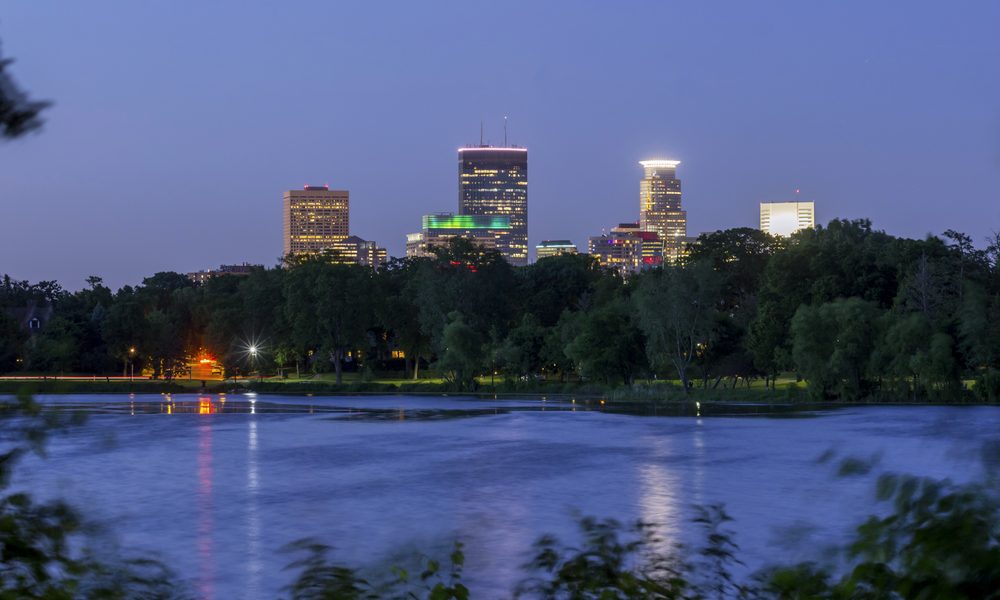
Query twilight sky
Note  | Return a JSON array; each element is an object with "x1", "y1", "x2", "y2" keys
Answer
[{"x1": 2, "y1": 1, "x2": 999, "y2": 289}]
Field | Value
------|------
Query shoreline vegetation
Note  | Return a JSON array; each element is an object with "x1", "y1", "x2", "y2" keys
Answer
[
  {"x1": 4, "y1": 223, "x2": 1000, "y2": 406},
  {"x1": 1, "y1": 374, "x2": 994, "y2": 407}
]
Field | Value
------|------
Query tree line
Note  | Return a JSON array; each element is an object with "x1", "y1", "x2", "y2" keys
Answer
[{"x1": 2, "y1": 220, "x2": 1000, "y2": 401}]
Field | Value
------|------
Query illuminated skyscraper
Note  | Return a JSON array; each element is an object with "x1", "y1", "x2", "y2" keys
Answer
[
  {"x1": 282, "y1": 185, "x2": 349, "y2": 256},
  {"x1": 760, "y1": 201, "x2": 815, "y2": 237},
  {"x1": 638, "y1": 159, "x2": 686, "y2": 262},
  {"x1": 458, "y1": 147, "x2": 528, "y2": 266}
]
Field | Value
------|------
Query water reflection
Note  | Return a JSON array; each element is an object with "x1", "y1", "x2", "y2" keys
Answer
[
  {"x1": 637, "y1": 435, "x2": 682, "y2": 554},
  {"x1": 692, "y1": 422, "x2": 707, "y2": 508},
  {"x1": 197, "y1": 417, "x2": 215, "y2": 600},
  {"x1": 246, "y1": 417, "x2": 261, "y2": 599},
  {"x1": 17, "y1": 396, "x2": 1000, "y2": 599}
]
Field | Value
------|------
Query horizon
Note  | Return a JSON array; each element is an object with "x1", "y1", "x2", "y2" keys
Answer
[{"x1": 2, "y1": 1, "x2": 1000, "y2": 290}]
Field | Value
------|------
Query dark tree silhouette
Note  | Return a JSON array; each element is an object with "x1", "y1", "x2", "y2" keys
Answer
[{"x1": 0, "y1": 40, "x2": 48, "y2": 138}]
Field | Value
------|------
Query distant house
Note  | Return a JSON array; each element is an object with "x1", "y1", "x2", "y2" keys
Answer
[{"x1": 6, "y1": 301, "x2": 53, "y2": 334}]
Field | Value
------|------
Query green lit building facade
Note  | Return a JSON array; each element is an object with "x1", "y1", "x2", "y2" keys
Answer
[{"x1": 458, "y1": 147, "x2": 528, "y2": 266}]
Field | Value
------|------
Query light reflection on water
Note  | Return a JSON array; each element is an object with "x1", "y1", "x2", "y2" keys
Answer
[
  {"x1": 246, "y1": 417, "x2": 261, "y2": 600},
  {"x1": 10, "y1": 394, "x2": 1000, "y2": 598},
  {"x1": 637, "y1": 434, "x2": 681, "y2": 556},
  {"x1": 197, "y1": 419, "x2": 214, "y2": 600}
]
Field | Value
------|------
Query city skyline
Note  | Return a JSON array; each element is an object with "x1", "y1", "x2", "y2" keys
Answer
[{"x1": 2, "y1": 1, "x2": 999, "y2": 289}]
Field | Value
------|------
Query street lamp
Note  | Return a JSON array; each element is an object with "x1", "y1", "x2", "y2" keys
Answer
[
  {"x1": 128, "y1": 347, "x2": 136, "y2": 382},
  {"x1": 249, "y1": 345, "x2": 260, "y2": 382}
]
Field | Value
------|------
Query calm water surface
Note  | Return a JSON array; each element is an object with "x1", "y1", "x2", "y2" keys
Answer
[{"x1": 11, "y1": 394, "x2": 1000, "y2": 599}]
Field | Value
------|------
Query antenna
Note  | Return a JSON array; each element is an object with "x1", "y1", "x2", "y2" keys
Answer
[
  {"x1": 480, "y1": 121, "x2": 484, "y2": 146},
  {"x1": 504, "y1": 115, "x2": 508, "y2": 146}
]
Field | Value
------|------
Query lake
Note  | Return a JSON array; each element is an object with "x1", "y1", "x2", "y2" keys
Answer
[{"x1": 11, "y1": 393, "x2": 1000, "y2": 598}]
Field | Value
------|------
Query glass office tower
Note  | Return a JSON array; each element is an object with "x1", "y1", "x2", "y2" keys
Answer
[
  {"x1": 458, "y1": 147, "x2": 528, "y2": 266},
  {"x1": 638, "y1": 159, "x2": 686, "y2": 262}
]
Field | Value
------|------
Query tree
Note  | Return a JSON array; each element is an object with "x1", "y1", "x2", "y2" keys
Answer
[
  {"x1": 375, "y1": 258, "x2": 432, "y2": 379},
  {"x1": 499, "y1": 314, "x2": 547, "y2": 381},
  {"x1": 0, "y1": 43, "x2": 48, "y2": 139},
  {"x1": 634, "y1": 262, "x2": 722, "y2": 391},
  {"x1": 791, "y1": 298, "x2": 882, "y2": 400},
  {"x1": 517, "y1": 253, "x2": 606, "y2": 327},
  {"x1": 566, "y1": 297, "x2": 646, "y2": 386},
  {"x1": 435, "y1": 312, "x2": 484, "y2": 390},
  {"x1": 0, "y1": 310, "x2": 24, "y2": 372},
  {"x1": 687, "y1": 227, "x2": 781, "y2": 312},
  {"x1": 284, "y1": 260, "x2": 373, "y2": 384},
  {"x1": 959, "y1": 283, "x2": 1000, "y2": 371},
  {"x1": 102, "y1": 286, "x2": 146, "y2": 376},
  {"x1": 414, "y1": 238, "x2": 516, "y2": 358}
]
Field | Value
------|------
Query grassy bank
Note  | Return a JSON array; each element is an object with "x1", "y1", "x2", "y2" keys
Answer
[{"x1": 0, "y1": 373, "x2": 986, "y2": 405}]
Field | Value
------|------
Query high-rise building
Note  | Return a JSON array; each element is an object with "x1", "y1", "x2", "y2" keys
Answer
[
  {"x1": 760, "y1": 201, "x2": 816, "y2": 237},
  {"x1": 588, "y1": 223, "x2": 664, "y2": 277},
  {"x1": 406, "y1": 213, "x2": 511, "y2": 258},
  {"x1": 458, "y1": 147, "x2": 528, "y2": 266},
  {"x1": 282, "y1": 185, "x2": 349, "y2": 256},
  {"x1": 535, "y1": 240, "x2": 578, "y2": 260},
  {"x1": 638, "y1": 159, "x2": 686, "y2": 263}
]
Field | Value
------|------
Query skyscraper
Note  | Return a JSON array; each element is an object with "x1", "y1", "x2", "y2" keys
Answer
[
  {"x1": 638, "y1": 159, "x2": 686, "y2": 262},
  {"x1": 458, "y1": 147, "x2": 528, "y2": 266},
  {"x1": 760, "y1": 201, "x2": 815, "y2": 237},
  {"x1": 282, "y1": 185, "x2": 350, "y2": 256}
]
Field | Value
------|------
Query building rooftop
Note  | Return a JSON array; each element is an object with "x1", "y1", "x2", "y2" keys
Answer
[
  {"x1": 639, "y1": 159, "x2": 681, "y2": 169},
  {"x1": 458, "y1": 146, "x2": 527, "y2": 152}
]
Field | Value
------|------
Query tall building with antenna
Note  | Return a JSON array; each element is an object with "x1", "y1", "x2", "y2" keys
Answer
[
  {"x1": 638, "y1": 159, "x2": 687, "y2": 262},
  {"x1": 457, "y1": 137, "x2": 528, "y2": 266}
]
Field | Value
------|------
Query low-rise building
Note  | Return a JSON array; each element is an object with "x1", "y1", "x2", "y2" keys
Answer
[
  {"x1": 406, "y1": 213, "x2": 511, "y2": 258},
  {"x1": 535, "y1": 240, "x2": 578, "y2": 260},
  {"x1": 588, "y1": 223, "x2": 664, "y2": 277},
  {"x1": 327, "y1": 235, "x2": 388, "y2": 270},
  {"x1": 186, "y1": 263, "x2": 262, "y2": 284}
]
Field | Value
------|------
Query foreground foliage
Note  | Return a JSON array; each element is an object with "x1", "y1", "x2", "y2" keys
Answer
[
  {"x1": 0, "y1": 392, "x2": 188, "y2": 598},
  {"x1": 282, "y1": 462, "x2": 1000, "y2": 600}
]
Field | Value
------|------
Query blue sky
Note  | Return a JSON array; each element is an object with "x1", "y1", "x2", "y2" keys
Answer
[{"x1": 2, "y1": 1, "x2": 999, "y2": 289}]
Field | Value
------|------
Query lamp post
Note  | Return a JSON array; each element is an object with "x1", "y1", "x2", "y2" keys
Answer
[
  {"x1": 249, "y1": 345, "x2": 259, "y2": 382},
  {"x1": 128, "y1": 347, "x2": 136, "y2": 382}
]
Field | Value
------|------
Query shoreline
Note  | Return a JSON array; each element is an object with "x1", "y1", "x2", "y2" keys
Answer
[{"x1": 0, "y1": 378, "x2": 995, "y2": 407}]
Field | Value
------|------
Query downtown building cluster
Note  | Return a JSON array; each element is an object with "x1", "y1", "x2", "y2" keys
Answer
[{"x1": 272, "y1": 142, "x2": 816, "y2": 274}]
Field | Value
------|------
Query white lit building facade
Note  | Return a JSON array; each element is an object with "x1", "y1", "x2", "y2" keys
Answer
[{"x1": 759, "y1": 201, "x2": 815, "y2": 237}]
